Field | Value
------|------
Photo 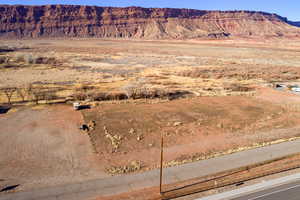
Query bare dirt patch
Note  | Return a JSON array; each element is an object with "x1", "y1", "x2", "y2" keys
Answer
[
  {"x1": 1, "y1": 38, "x2": 300, "y2": 189},
  {"x1": 82, "y1": 95, "x2": 300, "y2": 174},
  {"x1": 0, "y1": 105, "x2": 105, "y2": 192}
]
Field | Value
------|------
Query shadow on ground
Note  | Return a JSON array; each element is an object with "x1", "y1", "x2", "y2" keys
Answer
[
  {"x1": 0, "y1": 105, "x2": 11, "y2": 114},
  {"x1": 0, "y1": 184, "x2": 20, "y2": 193}
]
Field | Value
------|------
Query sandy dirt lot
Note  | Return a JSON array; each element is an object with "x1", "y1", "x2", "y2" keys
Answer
[{"x1": 0, "y1": 105, "x2": 106, "y2": 192}]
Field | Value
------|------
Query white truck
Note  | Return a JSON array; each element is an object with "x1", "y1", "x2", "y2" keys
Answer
[
  {"x1": 291, "y1": 87, "x2": 300, "y2": 92},
  {"x1": 73, "y1": 102, "x2": 81, "y2": 110}
]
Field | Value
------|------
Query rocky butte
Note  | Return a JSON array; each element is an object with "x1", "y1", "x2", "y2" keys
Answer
[
  {"x1": 288, "y1": 21, "x2": 300, "y2": 28},
  {"x1": 0, "y1": 4, "x2": 300, "y2": 39}
]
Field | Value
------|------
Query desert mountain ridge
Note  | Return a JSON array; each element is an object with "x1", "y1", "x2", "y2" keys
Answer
[
  {"x1": 0, "y1": 4, "x2": 300, "y2": 39},
  {"x1": 288, "y1": 21, "x2": 300, "y2": 27}
]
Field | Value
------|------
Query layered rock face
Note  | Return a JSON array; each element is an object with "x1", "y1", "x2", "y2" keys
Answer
[
  {"x1": 288, "y1": 21, "x2": 300, "y2": 27},
  {"x1": 0, "y1": 5, "x2": 299, "y2": 39}
]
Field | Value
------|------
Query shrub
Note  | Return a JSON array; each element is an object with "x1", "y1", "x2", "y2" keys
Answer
[
  {"x1": 114, "y1": 92, "x2": 127, "y2": 100},
  {"x1": 122, "y1": 78, "x2": 149, "y2": 99},
  {"x1": 14, "y1": 53, "x2": 25, "y2": 63},
  {"x1": 225, "y1": 84, "x2": 253, "y2": 92},
  {"x1": 105, "y1": 92, "x2": 128, "y2": 101},
  {"x1": 22, "y1": 54, "x2": 33, "y2": 64},
  {"x1": 76, "y1": 90, "x2": 128, "y2": 102},
  {"x1": 76, "y1": 84, "x2": 94, "y2": 92},
  {"x1": 30, "y1": 89, "x2": 45, "y2": 104},
  {"x1": 17, "y1": 88, "x2": 26, "y2": 102},
  {"x1": 43, "y1": 92, "x2": 58, "y2": 103},
  {"x1": 29, "y1": 87, "x2": 59, "y2": 104},
  {"x1": 88, "y1": 91, "x2": 107, "y2": 101},
  {"x1": 0, "y1": 56, "x2": 9, "y2": 64},
  {"x1": 34, "y1": 56, "x2": 57, "y2": 64},
  {"x1": 156, "y1": 89, "x2": 169, "y2": 98},
  {"x1": 73, "y1": 92, "x2": 87, "y2": 101},
  {"x1": 13, "y1": 53, "x2": 58, "y2": 65},
  {"x1": 123, "y1": 84, "x2": 140, "y2": 99},
  {"x1": 0, "y1": 45, "x2": 15, "y2": 53}
]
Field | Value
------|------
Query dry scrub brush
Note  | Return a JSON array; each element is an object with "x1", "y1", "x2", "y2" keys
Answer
[
  {"x1": 177, "y1": 66, "x2": 300, "y2": 82},
  {"x1": 0, "y1": 45, "x2": 17, "y2": 53},
  {"x1": 106, "y1": 161, "x2": 142, "y2": 175},
  {"x1": 122, "y1": 78, "x2": 171, "y2": 100},
  {"x1": 0, "y1": 56, "x2": 9, "y2": 64},
  {"x1": 13, "y1": 53, "x2": 58, "y2": 65},
  {"x1": 223, "y1": 83, "x2": 254, "y2": 92},
  {"x1": 72, "y1": 81, "x2": 171, "y2": 102}
]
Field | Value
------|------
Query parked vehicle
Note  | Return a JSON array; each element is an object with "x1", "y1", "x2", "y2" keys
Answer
[
  {"x1": 73, "y1": 102, "x2": 90, "y2": 110},
  {"x1": 73, "y1": 102, "x2": 81, "y2": 110},
  {"x1": 291, "y1": 87, "x2": 300, "y2": 92}
]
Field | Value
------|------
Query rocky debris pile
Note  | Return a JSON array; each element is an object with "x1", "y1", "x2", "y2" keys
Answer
[
  {"x1": 106, "y1": 161, "x2": 142, "y2": 175},
  {"x1": 104, "y1": 126, "x2": 122, "y2": 152},
  {"x1": 79, "y1": 120, "x2": 96, "y2": 133}
]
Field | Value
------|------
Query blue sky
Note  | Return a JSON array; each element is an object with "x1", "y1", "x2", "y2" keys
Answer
[{"x1": 2, "y1": 0, "x2": 300, "y2": 21}]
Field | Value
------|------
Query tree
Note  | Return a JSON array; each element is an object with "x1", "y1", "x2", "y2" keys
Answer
[
  {"x1": 24, "y1": 83, "x2": 33, "y2": 100},
  {"x1": 16, "y1": 87, "x2": 27, "y2": 102},
  {"x1": 77, "y1": 84, "x2": 94, "y2": 93},
  {"x1": 1, "y1": 87, "x2": 17, "y2": 104},
  {"x1": 122, "y1": 80, "x2": 145, "y2": 99},
  {"x1": 43, "y1": 89, "x2": 58, "y2": 104},
  {"x1": 123, "y1": 84, "x2": 140, "y2": 99},
  {"x1": 30, "y1": 87, "x2": 59, "y2": 104},
  {"x1": 31, "y1": 87, "x2": 44, "y2": 105}
]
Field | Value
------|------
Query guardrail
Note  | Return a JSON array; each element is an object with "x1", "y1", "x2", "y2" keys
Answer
[{"x1": 161, "y1": 153, "x2": 300, "y2": 199}]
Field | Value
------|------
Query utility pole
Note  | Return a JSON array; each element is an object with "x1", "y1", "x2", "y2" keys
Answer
[{"x1": 160, "y1": 132, "x2": 164, "y2": 195}]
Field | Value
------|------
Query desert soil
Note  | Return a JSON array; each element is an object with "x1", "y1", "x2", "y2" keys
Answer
[
  {"x1": 83, "y1": 87, "x2": 300, "y2": 173},
  {"x1": 1, "y1": 38, "x2": 300, "y2": 103},
  {"x1": 0, "y1": 105, "x2": 106, "y2": 192},
  {"x1": 0, "y1": 38, "x2": 300, "y2": 192}
]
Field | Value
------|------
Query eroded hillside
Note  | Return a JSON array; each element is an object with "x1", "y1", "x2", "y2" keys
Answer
[{"x1": 0, "y1": 5, "x2": 300, "y2": 39}]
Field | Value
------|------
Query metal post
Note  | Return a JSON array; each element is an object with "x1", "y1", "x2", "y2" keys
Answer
[{"x1": 160, "y1": 133, "x2": 164, "y2": 195}]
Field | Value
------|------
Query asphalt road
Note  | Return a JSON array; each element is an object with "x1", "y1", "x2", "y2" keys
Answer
[
  {"x1": 232, "y1": 180, "x2": 300, "y2": 200},
  {"x1": 2, "y1": 139, "x2": 300, "y2": 200}
]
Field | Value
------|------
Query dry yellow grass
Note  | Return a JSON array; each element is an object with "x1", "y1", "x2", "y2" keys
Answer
[{"x1": 1, "y1": 39, "x2": 300, "y2": 105}]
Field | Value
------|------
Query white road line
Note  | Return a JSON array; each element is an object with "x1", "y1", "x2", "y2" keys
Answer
[{"x1": 246, "y1": 184, "x2": 300, "y2": 200}]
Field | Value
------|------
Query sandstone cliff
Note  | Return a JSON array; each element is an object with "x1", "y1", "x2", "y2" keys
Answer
[
  {"x1": 0, "y1": 5, "x2": 299, "y2": 39},
  {"x1": 288, "y1": 21, "x2": 300, "y2": 27}
]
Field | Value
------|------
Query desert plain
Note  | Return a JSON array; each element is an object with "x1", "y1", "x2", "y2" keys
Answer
[{"x1": 1, "y1": 38, "x2": 300, "y2": 192}]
